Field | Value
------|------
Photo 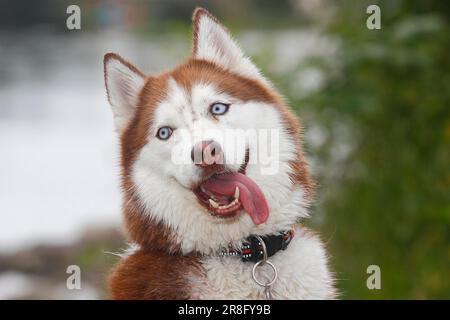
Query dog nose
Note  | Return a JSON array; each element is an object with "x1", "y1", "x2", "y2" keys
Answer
[{"x1": 191, "y1": 140, "x2": 224, "y2": 167}]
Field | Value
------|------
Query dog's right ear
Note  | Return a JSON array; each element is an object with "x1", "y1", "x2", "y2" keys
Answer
[
  {"x1": 192, "y1": 8, "x2": 268, "y2": 85},
  {"x1": 104, "y1": 53, "x2": 145, "y2": 132}
]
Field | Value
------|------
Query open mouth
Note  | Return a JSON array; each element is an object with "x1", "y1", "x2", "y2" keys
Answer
[{"x1": 193, "y1": 150, "x2": 269, "y2": 225}]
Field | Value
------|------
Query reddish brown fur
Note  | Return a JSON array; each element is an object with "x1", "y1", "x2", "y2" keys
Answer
[
  {"x1": 109, "y1": 249, "x2": 202, "y2": 300},
  {"x1": 106, "y1": 8, "x2": 314, "y2": 300}
]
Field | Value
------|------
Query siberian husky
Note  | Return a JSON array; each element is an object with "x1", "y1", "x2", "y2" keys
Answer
[{"x1": 104, "y1": 7, "x2": 335, "y2": 299}]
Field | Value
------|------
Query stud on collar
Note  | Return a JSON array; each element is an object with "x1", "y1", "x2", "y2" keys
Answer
[{"x1": 219, "y1": 229, "x2": 295, "y2": 263}]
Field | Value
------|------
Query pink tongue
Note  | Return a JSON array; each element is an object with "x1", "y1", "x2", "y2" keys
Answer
[{"x1": 201, "y1": 172, "x2": 269, "y2": 225}]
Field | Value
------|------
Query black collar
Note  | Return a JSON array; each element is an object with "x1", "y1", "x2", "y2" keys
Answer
[{"x1": 219, "y1": 229, "x2": 295, "y2": 263}]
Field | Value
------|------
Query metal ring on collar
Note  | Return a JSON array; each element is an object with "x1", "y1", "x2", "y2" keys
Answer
[{"x1": 251, "y1": 260, "x2": 278, "y2": 287}]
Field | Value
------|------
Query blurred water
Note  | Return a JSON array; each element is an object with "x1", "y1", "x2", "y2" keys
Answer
[{"x1": 0, "y1": 28, "x2": 331, "y2": 253}]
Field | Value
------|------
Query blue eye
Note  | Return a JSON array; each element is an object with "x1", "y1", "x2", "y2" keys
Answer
[
  {"x1": 156, "y1": 126, "x2": 173, "y2": 140},
  {"x1": 210, "y1": 102, "x2": 230, "y2": 115}
]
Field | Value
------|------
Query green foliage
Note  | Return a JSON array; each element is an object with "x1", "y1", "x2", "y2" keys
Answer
[{"x1": 275, "y1": 0, "x2": 450, "y2": 298}]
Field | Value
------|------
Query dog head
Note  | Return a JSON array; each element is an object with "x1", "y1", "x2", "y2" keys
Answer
[{"x1": 104, "y1": 8, "x2": 313, "y2": 254}]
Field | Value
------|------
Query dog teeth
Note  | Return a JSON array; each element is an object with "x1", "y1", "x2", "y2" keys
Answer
[
  {"x1": 217, "y1": 198, "x2": 240, "y2": 210},
  {"x1": 204, "y1": 186, "x2": 240, "y2": 212},
  {"x1": 209, "y1": 199, "x2": 219, "y2": 208},
  {"x1": 209, "y1": 192, "x2": 241, "y2": 212},
  {"x1": 234, "y1": 187, "x2": 240, "y2": 199}
]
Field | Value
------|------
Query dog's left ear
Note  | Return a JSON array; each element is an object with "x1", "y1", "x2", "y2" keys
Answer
[
  {"x1": 104, "y1": 53, "x2": 145, "y2": 132},
  {"x1": 192, "y1": 8, "x2": 267, "y2": 84}
]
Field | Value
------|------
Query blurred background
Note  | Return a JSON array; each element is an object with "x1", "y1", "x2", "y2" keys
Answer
[{"x1": 0, "y1": 0, "x2": 448, "y2": 299}]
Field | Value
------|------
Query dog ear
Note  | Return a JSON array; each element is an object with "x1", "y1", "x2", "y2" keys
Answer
[
  {"x1": 192, "y1": 8, "x2": 267, "y2": 84},
  {"x1": 104, "y1": 53, "x2": 145, "y2": 132}
]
